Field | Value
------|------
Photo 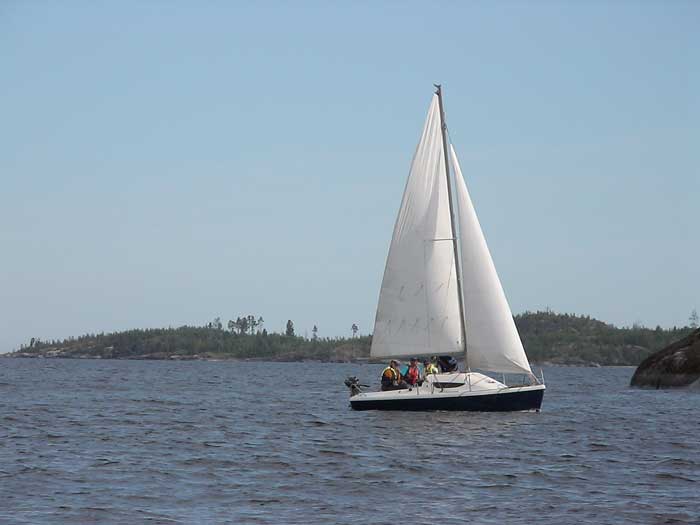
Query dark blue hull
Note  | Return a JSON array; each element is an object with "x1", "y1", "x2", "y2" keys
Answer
[{"x1": 350, "y1": 387, "x2": 544, "y2": 412}]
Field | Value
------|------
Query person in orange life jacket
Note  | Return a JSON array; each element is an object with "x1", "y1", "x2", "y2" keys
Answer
[
  {"x1": 404, "y1": 357, "x2": 422, "y2": 386},
  {"x1": 381, "y1": 360, "x2": 407, "y2": 391}
]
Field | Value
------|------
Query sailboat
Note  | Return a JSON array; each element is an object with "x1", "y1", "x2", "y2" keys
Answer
[{"x1": 347, "y1": 85, "x2": 545, "y2": 411}]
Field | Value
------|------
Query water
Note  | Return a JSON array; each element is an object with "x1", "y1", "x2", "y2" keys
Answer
[{"x1": 0, "y1": 359, "x2": 698, "y2": 524}]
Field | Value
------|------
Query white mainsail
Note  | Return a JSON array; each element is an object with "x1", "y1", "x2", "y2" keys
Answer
[
  {"x1": 370, "y1": 95, "x2": 463, "y2": 359},
  {"x1": 450, "y1": 145, "x2": 532, "y2": 375}
]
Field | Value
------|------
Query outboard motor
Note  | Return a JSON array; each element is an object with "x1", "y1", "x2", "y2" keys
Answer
[{"x1": 344, "y1": 376, "x2": 367, "y2": 397}]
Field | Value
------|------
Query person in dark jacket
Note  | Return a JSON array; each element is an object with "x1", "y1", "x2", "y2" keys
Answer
[{"x1": 438, "y1": 355, "x2": 459, "y2": 373}]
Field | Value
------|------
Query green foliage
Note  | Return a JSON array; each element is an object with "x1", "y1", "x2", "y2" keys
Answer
[
  {"x1": 15, "y1": 324, "x2": 371, "y2": 362},
  {"x1": 285, "y1": 320, "x2": 295, "y2": 337},
  {"x1": 10, "y1": 310, "x2": 694, "y2": 366},
  {"x1": 515, "y1": 311, "x2": 693, "y2": 365}
]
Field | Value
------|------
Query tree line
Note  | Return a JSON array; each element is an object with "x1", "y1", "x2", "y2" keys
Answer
[{"x1": 10, "y1": 310, "x2": 697, "y2": 366}]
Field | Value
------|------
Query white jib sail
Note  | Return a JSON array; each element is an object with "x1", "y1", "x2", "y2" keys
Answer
[
  {"x1": 450, "y1": 144, "x2": 533, "y2": 375},
  {"x1": 370, "y1": 96, "x2": 463, "y2": 359}
]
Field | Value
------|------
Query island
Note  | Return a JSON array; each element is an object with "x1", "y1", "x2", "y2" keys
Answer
[{"x1": 4, "y1": 311, "x2": 695, "y2": 367}]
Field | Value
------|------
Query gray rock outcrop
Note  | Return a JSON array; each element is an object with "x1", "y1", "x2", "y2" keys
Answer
[{"x1": 630, "y1": 329, "x2": 700, "y2": 388}]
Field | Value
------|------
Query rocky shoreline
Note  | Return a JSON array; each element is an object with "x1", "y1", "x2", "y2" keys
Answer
[{"x1": 630, "y1": 329, "x2": 700, "y2": 388}]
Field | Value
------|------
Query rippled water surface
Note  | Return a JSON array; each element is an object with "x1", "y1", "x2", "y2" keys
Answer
[{"x1": 1, "y1": 359, "x2": 698, "y2": 524}]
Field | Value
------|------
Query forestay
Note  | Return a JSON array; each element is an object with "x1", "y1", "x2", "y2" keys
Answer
[
  {"x1": 370, "y1": 96, "x2": 463, "y2": 359},
  {"x1": 450, "y1": 145, "x2": 532, "y2": 375}
]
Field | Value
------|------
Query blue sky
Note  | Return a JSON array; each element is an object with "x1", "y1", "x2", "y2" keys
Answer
[{"x1": 1, "y1": 1, "x2": 698, "y2": 352}]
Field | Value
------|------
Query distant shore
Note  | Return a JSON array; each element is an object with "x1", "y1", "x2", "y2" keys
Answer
[
  {"x1": 5, "y1": 311, "x2": 694, "y2": 367},
  {"x1": 3, "y1": 352, "x2": 638, "y2": 368}
]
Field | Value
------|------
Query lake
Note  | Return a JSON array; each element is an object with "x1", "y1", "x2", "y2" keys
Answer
[{"x1": 1, "y1": 359, "x2": 698, "y2": 524}]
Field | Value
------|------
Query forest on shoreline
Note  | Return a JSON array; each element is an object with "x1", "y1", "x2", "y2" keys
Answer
[{"x1": 5, "y1": 310, "x2": 696, "y2": 367}]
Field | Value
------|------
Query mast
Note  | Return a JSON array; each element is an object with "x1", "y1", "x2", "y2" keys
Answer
[{"x1": 434, "y1": 84, "x2": 469, "y2": 370}]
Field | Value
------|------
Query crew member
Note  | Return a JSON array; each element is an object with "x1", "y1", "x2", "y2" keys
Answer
[
  {"x1": 381, "y1": 360, "x2": 407, "y2": 391},
  {"x1": 404, "y1": 357, "x2": 421, "y2": 386},
  {"x1": 438, "y1": 355, "x2": 459, "y2": 373},
  {"x1": 423, "y1": 358, "x2": 439, "y2": 377}
]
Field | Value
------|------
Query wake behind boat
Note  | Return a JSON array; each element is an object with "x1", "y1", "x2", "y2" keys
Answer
[{"x1": 347, "y1": 85, "x2": 545, "y2": 411}]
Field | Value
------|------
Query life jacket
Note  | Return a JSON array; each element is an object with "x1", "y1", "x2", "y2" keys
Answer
[
  {"x1": 405, "y1": 365, "x2": 420, "y2": 385},
  {"x1": 425, "y1": 363, "x2": 439, "y2": 375},
  {"x1": 381, "y1": 366, "x2": 399, "y2": 382}
]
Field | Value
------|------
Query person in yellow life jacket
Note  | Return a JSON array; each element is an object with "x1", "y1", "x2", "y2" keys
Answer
[
  {"x1": 423, "y1": 358, "x2": 439, "y2": 378},
  {"x1": 381, "y1": 360, "x2": 407, "y2": 391}
]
